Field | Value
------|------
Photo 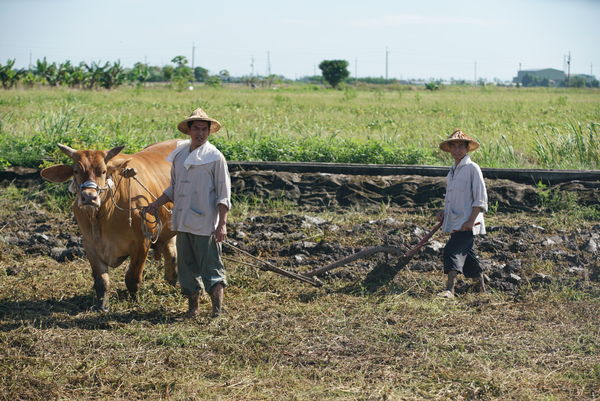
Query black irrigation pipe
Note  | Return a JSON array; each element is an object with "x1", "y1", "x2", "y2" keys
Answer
[
  {"x1": 229, "y1": 161, "x2": 600, "y2": 186},
  {"x1": 2, "y1": 163, "x2": 600, "y2": 186}
]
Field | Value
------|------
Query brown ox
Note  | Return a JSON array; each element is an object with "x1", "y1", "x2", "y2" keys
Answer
[{"x1": 41, "y1": 140, "x2": 178, "y2": 311}]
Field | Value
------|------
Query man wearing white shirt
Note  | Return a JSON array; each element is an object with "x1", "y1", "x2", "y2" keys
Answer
[
  {"x1": 436, "y1": 130, "x2": 488, "y2": 298},
  {"x1": 148, "y1": 108, "x2": 231, "y2": 317}
]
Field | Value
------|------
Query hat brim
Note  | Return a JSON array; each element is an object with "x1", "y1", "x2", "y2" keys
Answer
[
  {"x1": 177, "y1": 117, "x2": 222, "y2": 135},
  {"x1": 439, "y1": 138, "x2": 480, "y2": 152}
]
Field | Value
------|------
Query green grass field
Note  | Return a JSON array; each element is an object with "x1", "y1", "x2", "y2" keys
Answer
[{"x1": 0, "y1": 84, "x2": 599, "y2": 169}]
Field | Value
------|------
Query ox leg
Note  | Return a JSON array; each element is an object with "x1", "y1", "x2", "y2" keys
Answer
[
  {"x1": 93, "y1": 271, "x2": 111, "y2": 312},
  {"x1": 160, "y1": 237, "x2": 178, "y2": 286},
  {"x1": 84, "y1": 244, "x2": 111, "y2": 312},
  {"x1": 125, "y1": 248, "x2": 148, "y2": 299}
]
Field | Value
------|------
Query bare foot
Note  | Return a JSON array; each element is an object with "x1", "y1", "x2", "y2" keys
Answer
[
  {"x1": 185, "y1": 295, "x2": 199, "y2": 318},
  {"x1": 437, "y1": 290, "x2": 455, "y2": 299}
]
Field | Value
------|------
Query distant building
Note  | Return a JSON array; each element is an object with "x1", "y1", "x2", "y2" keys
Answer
[
  {"x1": 572, "y1": 74, "x2": 597, "y2": 85},
  {"x1": 513, "y1": 68, "x2": 598, "y2": 87},
  {"x1": 513, "y1": 68, "x2": 566, "y2": 85}
]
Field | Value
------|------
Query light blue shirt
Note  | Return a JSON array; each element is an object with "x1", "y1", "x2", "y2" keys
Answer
[
  {"x1": 442, "y1": 155, "x2": 488, "y2": 234},
  {"x1": 163, "y1": 141, "x2": 231, "y2": 236}
]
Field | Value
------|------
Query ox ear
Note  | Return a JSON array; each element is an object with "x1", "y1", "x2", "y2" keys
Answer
[
  {"x1": 41, "y1": 165, "x2": 74, "y2": 183},
  {"x1": 57, "y1": 143, "x2": 77, "y2": 159},
  {"x1": 105, "y1": 146, "x2": 125, "y2": 163}
]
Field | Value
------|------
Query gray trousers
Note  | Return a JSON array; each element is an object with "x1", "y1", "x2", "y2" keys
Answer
[{"x1": 176, "y1": 232, "x2": 227, "y2": 296}]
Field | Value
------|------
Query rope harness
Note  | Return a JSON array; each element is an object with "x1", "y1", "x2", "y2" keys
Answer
[{"x1": 81, "y1": 167, "x2": 170, "y2": 244}]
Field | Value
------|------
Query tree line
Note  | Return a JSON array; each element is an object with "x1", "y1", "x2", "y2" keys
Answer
[{"x1": 0, "y1": 55, "x2": 286, "y2": 90}]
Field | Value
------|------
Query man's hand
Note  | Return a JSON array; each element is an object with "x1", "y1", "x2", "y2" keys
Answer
[
  {"x1": 435, "y1": 210, "x2": 444, "y2": 223},
  {"x1": 215, "y1": 222, "x2": 227, "y2": 243},
  {"x1": 146, "y1": 201, "x2": 160, "y2": 216},
  {"x1": 146, "y1": 194, "x2": 168, "y2": 216},
  {"x1": 459, "y1": 221, "x2": 475, "y2": 232}
]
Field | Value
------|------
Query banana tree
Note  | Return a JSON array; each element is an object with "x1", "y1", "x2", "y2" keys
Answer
[
  {"x1": 0, "y1": 59, "x2": 24, "y2": 89},
  {"x1": 100, "y1": 61, "x2": 125, "y2": 89}
]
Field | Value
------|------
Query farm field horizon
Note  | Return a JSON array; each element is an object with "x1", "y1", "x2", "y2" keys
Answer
[{"x1": 0, "y1": 84, "x2": 598, "y2": 170}]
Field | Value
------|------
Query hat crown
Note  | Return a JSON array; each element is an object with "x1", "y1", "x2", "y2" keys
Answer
[
  {"x1": 439, "y1": 129, "x2": 480, "y2": 152},
  {"x1": 189, "y1": 108, "x2": 209, "y2": 118},
  {"x1": 448, "y1": 130, "x2": 468, "y2": 140}
]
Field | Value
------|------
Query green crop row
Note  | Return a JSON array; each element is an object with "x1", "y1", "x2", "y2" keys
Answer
[{"x1": 0, "y1": 85, "x2": 598, "y2": 169}]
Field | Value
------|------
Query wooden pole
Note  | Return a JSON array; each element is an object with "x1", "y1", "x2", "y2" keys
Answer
[
  {"x1": 303, "y1": 221, "x2": 442, "y2": 277},
  {"x1": 223, "y1": 241, "x2": 323, "y2": 287}
]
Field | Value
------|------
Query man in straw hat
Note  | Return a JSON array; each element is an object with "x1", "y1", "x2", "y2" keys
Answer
[
  {"x1": 435, "y1": 129, "x2": 488, "y2": 298},
  {"x1": 148, "y1": 108, "x2": 231, "y2": 317}
]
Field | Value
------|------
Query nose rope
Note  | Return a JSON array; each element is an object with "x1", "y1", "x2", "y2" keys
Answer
[
  {"x1": 104, "y1": 168, "x2": 171, "y2": 243},
  {"x1": 77, "y1": 170, "x2": 169, "y2": 244},
  {"x1": 80, "y1": 180, "x2": 111, "y2": 193}
]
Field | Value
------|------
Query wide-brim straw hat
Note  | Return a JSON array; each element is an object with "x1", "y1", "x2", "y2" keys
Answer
[
  {"x1": 177, "y1": 108, "x2": 222, "y2": 134},
  {"x1": 439, "y1": 129, "x2": 480, "y2": 152}
]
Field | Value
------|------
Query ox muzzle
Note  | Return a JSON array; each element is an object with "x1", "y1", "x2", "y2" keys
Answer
[{"x1": 73, "y1": 179, "x2": 114, "y2": 208}]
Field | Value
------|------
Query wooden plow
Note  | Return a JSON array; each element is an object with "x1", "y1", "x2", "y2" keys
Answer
[
  {"x1": 223, "y1": 241, "x2": 323, "y2": 287},
  {"x1": 302, "y1": 221, "x2": 443, "y2": 282},
  {"x1": 223, "y1": 221, "x2": 442, "y2": 289}
]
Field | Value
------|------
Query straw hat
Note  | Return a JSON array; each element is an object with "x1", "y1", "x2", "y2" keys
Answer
[
  {"x1": 177, "y1": 108, "x2": 222, "y2": 134},
  {"x1": 439, "y1": 129, "x2": 480, "y2": 152}
]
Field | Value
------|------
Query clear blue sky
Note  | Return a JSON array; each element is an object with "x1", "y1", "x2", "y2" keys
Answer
[{"x1": 1, "y1": 0, "x2": 598, "y2": 81}]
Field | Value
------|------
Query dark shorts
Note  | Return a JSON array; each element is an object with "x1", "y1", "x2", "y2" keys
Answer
[
  {"x1": 443, "y1": 231, "x2": 483, "y2": 278},
  {"x1": 176, "y1": 232, "x2": 227, "y2": 296}
]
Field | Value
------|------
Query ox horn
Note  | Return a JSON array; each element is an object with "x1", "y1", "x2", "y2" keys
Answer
[
  {"x1": 57, "y1": 143, "x2": 77, "y2": 159},
  {"x1": 105, "y1": 145, "x2": 125, "y2": 163}
]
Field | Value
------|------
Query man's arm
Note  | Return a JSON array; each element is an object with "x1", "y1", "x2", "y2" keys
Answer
[
  {"x1": 459, "y1": 206, "x2": 483, "y2": 232},
  {"x1": 215, "y1": 203, "x2": 228, "y2": 242}
]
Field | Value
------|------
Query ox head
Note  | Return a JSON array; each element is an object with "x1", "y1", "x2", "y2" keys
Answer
[{"x1": 41, "y1": 144, "x2": 125, "y2": 209}]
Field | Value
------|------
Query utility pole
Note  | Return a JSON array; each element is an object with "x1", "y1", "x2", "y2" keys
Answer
[
  {"x1": 567, "y1": 51, "x2": 571, "y2": 84},
  {"x1": 266, "y1": 51, "x2": 271, "y2": 76},
  {"x1": 385, "y1": 47, "x2": 389, "y2": 81},
  {"x1": 191, "y1": 42, "x2": 195, "y2": 69},
  {"x1": 251, "y1": 56, "x2": 255, "y2": 76},
  {"x1": 29, "y1": 51, "x2": 32, "y2": 69},
  {"x1": 474, "y1": 61, "x2": 477, "y2": 84},
  {"x1": 590, "y1": 63, "x2": 593, "y2": 76}
]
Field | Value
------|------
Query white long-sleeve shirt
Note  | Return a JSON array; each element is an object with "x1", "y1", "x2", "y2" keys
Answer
[
  {"x1": 442, "y1": 155, "x2": 488, "y2": 235},
  {"x1": 162, "y1": 141, "x2": 231, "y2": 236}
]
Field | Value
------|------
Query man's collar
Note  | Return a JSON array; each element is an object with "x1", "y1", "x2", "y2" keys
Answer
[{"x1": 454, "y1": 154, "x2": 471, "y2": 168}]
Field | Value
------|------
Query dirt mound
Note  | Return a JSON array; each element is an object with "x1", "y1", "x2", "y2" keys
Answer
[{"x1": 231, "y1": 171, "x2": 600, "y2": 211}]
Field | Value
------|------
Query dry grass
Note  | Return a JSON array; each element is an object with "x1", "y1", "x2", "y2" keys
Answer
[{"x1": 1, "y1": 196, "x2": 599, "y2": 401}]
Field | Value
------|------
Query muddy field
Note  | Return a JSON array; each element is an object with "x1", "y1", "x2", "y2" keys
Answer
[
  {"x1": 1, "y1": 171, "x2": 600, "y2": 401},
  {"x1": 2, "y1": 171, "x2": 599, "y2": 296}
]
